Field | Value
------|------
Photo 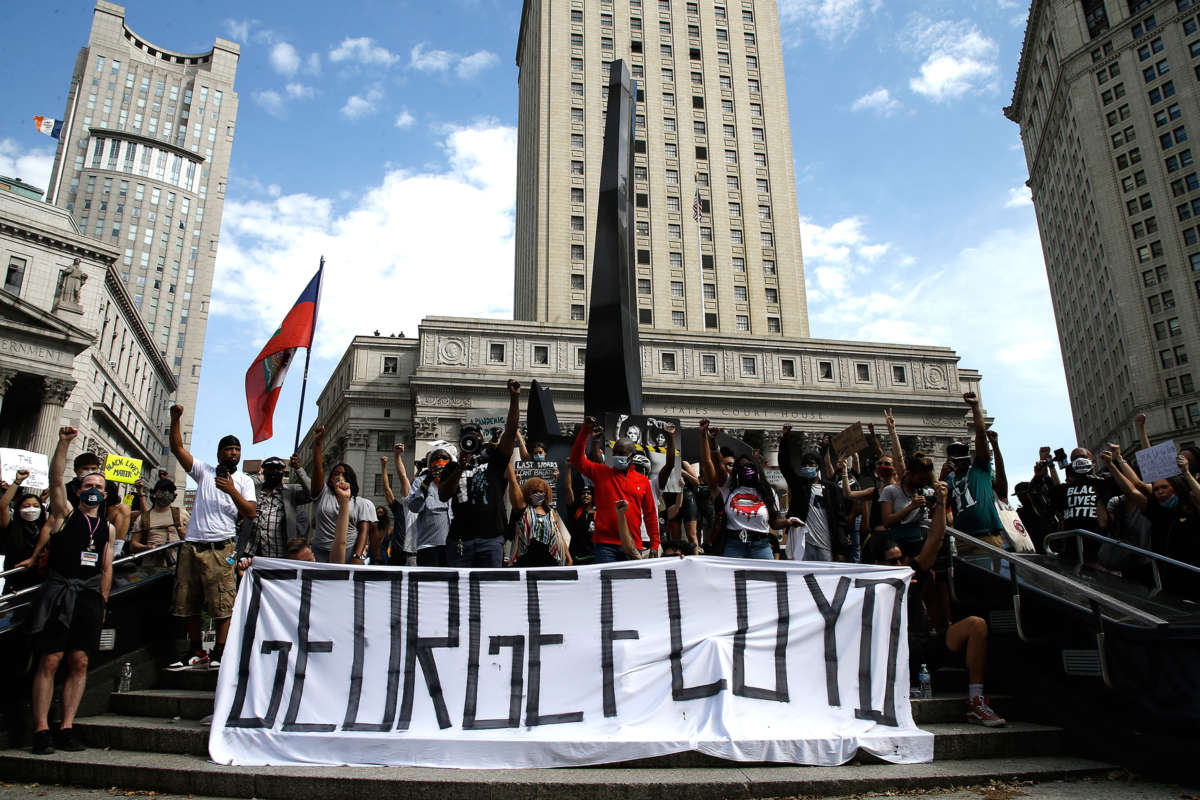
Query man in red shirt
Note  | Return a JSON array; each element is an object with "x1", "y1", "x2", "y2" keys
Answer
[{"x1": 571, "y1": 416, "x2": 661, "y2": 562}]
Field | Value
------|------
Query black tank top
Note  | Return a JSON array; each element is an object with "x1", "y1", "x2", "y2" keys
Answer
[{"x1": 46, "y1": 510, "x2": 110, "y2": 580}]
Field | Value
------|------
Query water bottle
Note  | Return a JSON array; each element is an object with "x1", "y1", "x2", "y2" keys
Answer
[
  {"x1": 918, "y1": 663, "x2": 932, "y2": 699},
  {"x1": 118, "y1": 662, "x2": 132, "y2": 693}
]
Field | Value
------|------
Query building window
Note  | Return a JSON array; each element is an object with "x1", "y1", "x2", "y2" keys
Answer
[
  {"x1": 735, "y1": 314, "x2": 750, "y2": 331},
  {"x1": 702, "y1": 354, "x2": 717, "y2": 373},
  {"x1": 818, "y1": 361, "x2": 834, "y2": 380},
  {"x1": 741, "y1": 356, "x2": 757, "y2": 375},
  {"x1": 576, "y1": 348, "x2": 587, "y2": 368},
  {"x1": 780, "y1": 358, "x2": 795, "y2": 377},
  {"x1": 671, "y1": 310, "x2": 685, "y2": 327},
  {"x1": 489, "y1": 343, "x2": 506, "y2": 362},
  {"x1": 571, "y1": 215, "x2": 585, "y2": 231},
  {"x1": 571, "y1": 244, "x2": 585, "y2": 260},
  {"x1": 703, "y1": 283, "x2": 716, "y2": 299},
  {"x1": 4, "y1": 256, "x2": 27, "y2": 295},
  {"x1": 571, "y1": 187, "x2": 584, "y2": 202},
  {"x1": 638, "y1": 278, "x2": 652, "y2": 294},
  {"x1": 532, "y1": 345, "x2": 549, "y2": 365},
  {"x1": 734, "y1": 285, "x2": 747, "y2": 301},
  {"x1": 893, "y1": 365, "x2": 907, "y2": 384},
  {"x1": 572, "y1": 274, "x2": 586, "y2": 290},
  {"x1": 661, "y1": 352, "x2": 677, "y2": 371},
  {"x1": 382, "y1": 356, "x2": 398, "y2": 374},
  {"x1": 670, "y1": 252, "x2": 683, "y2": 267},
  {"x1": 704, "y1": 312, "x2": 718, "y2": 329},
  {"x1": 670, "y1": 280, "x2": 685, "y2": 297},
  {"x1": 765, "y1": 288, "x2": 778, "y2": 304},
  {"x1": 767, "y1": 317, "x2": 780, "y2": 333},
  {"x1": 571, "y1": 305, "x2": 585, "y2": 321},
  {"x1": 638, "y1": 307, "x2": 653, "y2": 324}
]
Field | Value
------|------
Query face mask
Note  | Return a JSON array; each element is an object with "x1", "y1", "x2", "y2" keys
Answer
[
  {"x1": 1162, "y1": 494, "x2": 1180, "y2": 509},
  {"x1": 19, "y1": 507, "x2": 40, "y2": 522},
  {"x1": 611, "y1": 455, "x2": 630, "y2": 470},
  {"x1": 877, "y1": 466, "x2": 894, "y2": 478},
  {"x1": 80, "y1": 487, "x2": 105, "y2": 508},
  {"x1": 952, "y1": 458, "x2": 972, "y2": 473},
  {"x1": 529, "y1": 492, "x2": 546, "y2": 506},
  {"x1": 739, "y1": 466, "x2": 759, "y2": 484},
  {"x1": 263, "y1": 471, "x2": 283, "y2": 487},
  {"x1": 533, "y1": 454, "x2": 546, "y2": 462},
  {"x1": 799, "y1": 466, "x2": 819, "y2": 479},
  {"x1": 1070, "y1": 458, "x2": 1093, "y2": 474},
  {"x1": 153, "y1": 492, "x2": 174, "y2": 506}
]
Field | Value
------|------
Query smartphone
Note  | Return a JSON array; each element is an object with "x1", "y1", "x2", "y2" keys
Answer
[{"x1": 1053, "y1": 447, "x2": 1067, "y2": 466}]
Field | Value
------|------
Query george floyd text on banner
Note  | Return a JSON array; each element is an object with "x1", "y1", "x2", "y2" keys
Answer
[{"x1": 209, "y1": 558, "x2": 932, "y2": 769}]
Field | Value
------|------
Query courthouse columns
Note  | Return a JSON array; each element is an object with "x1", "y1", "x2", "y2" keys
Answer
[
  {"x1": 760, "y1": 430, "x2": 783, "y2": 467},
  {"x1": 30, "y1": 378, "x2": 76, "y2": 455},
  {"x1": 0, "y1": 368, "x2": 17, "y2": 415}
]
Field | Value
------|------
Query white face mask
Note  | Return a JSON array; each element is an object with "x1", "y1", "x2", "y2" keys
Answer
[{"x1": 19, "y1": 507, "x2": 41, "y2": 522}]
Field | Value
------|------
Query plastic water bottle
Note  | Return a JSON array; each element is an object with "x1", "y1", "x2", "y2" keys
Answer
[
  {"x1": 118, "y1": 662, "x2": 132, "y2": 693},
  {"x1": 918, "y1": 663, "x2": 932, "y2": 699}
]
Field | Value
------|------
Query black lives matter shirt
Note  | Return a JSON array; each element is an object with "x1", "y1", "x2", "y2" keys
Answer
[{"x1": 1052, "y1": 476, "x2": 1114, "y2": 532}]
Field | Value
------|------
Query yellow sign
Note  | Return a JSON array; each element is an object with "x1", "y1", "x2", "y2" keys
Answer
[{"x1": 105, "y1": 454, "x2": 143, "y2": 484}]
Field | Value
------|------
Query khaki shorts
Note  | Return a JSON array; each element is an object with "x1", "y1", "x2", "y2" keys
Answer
[{"x1": 172, "y1": 540, "x2": 237, "y2": 619}]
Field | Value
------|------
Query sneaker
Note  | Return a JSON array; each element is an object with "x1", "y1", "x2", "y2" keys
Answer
[
  {"x1": 31, "y1": 729, "x2": 54, "y2": 755},
  {"x1": 54, "y1": 727, "x2": 86, "y2": 752},
  {"x1": 966, "y1": 696, "x2": 1006, "y2": 727},
  {"x1": 208, "y1": 657, "x2": 221, "y2": 670}
]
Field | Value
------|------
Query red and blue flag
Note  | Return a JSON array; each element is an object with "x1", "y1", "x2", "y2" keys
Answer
[{"x1": 245, "y1": 265, "x2": 322, "y2": 443}]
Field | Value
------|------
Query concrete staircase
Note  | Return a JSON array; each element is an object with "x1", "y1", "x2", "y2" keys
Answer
[{"x1": 0, "y1": 664, "x2": 1114, "y2": 799}]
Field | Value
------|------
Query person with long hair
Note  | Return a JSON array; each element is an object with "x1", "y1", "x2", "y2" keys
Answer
[
  {"x1": 311, "y1": 461, "x2": 373, "y2": 563},
  {"x1": 877, "y1": 451, "x2": 937, "y2": 559},
  {"x1": 508, "y1": 476, "x2": 572, "y2": 567},
  {"x1": 698, "y1": 419, "x2": 800, "y2": 559},
  {"x1": 1, "y1": 469, "x2": 48, "y2": 594}
]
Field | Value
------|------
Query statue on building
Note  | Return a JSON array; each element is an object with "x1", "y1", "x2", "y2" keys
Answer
[{"x1": 53, "y1": 258, "x2": 87, "y2": 314}]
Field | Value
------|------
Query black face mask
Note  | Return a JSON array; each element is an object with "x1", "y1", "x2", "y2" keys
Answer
[
  {"x1": 263, "y1": 471, "x2": 283, "y2": 487},
  {"x1": 218, "y1": 457, "x2": 239, "y2": 472}
]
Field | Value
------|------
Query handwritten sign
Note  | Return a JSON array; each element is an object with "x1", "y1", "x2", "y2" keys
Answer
[
  {"x1": 831, "y1": 422, "x2": 868, "y2": 459},
  {"x1": 104, "y1": 454, "x2": 143, "y2": 485},
  {"x1": 764, "y1": 467, "x2": 787, "y2": 492},
  {"x1": 464, "y1": 409, "x2": 508, "y2": 434},
  {"x1": 0, "y1": 448, "x2": 50, "y2": 490},
  {"x1": 514, "y1": 460, "x2": 560, "y2": 483},
  {"x1": 1135, "y1": 440, "x2": 1181, "y2": 483}
]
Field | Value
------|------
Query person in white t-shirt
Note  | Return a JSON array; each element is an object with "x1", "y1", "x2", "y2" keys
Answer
[{"x1": 168, "y1": 404, "x2": 256, "y2": 669}]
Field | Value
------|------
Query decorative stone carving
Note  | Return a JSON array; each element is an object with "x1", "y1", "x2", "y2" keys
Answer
[
  {"x1": 925, "y1": 366, "x2": 946, "y2": 389},
  {"x1": 724, "y1": 427, "x2": 746, "y2": 441},
  {"x1": 761, "y1": 430, "x2": 783, "y2": 452},
  {"x1": 0, "y1": 367, "x2": 17, "y2": 397},
  {"x1": 41, "y1": 377, "x2": 76, "y2": 406},
  {"x1": 417, "y1": 395, "x2": 471, "y2": 408},
  {"x1": 53, "y1": 259, "x2": 87, "y2": 314},
  {"x1": 414, "y1": 416, "x2": 440, "y2": 439},
  {"x1": 438, "y1": 337, "x2": 466, "y2": 366},
  {"x1": 342, "y1": 428, "x2": 370, "y2": 450}
]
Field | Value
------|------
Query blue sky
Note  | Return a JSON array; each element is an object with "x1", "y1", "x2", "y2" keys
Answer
[{"x1": 0, "y1": 0, "x2": 1071, "y2": 485}]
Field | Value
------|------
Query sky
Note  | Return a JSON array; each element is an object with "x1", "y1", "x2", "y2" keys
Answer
[{"x1": 0, "y1": 0, "x2": 1072, "y2": 486}]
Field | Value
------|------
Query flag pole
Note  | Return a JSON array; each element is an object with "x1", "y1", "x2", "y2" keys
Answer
[{"x1": 293, "y1": 256, "x2": 324, "y2": 452}]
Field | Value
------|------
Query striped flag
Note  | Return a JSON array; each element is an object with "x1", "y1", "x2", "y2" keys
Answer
[
  {"x1": 245, "y1": 265, "x2": 323, "y2": 443},
  {"x1": 33, "y1": 116, "x2": 63, "y2": 139},
  {"x1": 692, "y1": 187, "x2": 703, "y2": 222}
]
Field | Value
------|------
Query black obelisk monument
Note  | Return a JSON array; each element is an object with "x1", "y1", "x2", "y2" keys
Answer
[{"x1": 584, "y1": 60, "x2": 643, "y2": 418}]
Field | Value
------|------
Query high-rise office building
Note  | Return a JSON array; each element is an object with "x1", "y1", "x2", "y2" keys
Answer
[
  {"x1": 44, "y1": 0, "x2": 239, "y2": 477},
  {"x1": 515, "y1": 0, "x2": 809, "y2": 337},
  {"x1": 1007, "y1": 0, "x2": 1200, "y2": 449}
]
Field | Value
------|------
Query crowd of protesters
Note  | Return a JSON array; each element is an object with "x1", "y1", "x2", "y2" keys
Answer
[{"x1": 8, "y1": 379, "x2": 1200, "y2": 751}]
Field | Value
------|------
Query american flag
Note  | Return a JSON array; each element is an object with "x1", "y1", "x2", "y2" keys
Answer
[{"x1": 692, "y1": 187, "x2": 703, "y2": 222}]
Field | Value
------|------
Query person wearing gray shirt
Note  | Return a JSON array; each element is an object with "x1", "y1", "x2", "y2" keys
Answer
[{"x1": 406, "y1": 447, "x2": 457, "y2": 566}]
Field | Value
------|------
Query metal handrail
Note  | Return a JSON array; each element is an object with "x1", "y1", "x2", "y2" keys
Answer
[
  {"x1": 948, "y1": 527, "x2": 1170, "y2": 629},
  {"x1": 0, "y1": 539, "x2": 183, "y2": 602},
  {"x1": 1043, "y1": 528, "x2": 1200, "y2": 598}
]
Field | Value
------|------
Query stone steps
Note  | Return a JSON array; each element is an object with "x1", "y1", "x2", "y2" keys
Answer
[
  {"x1": 67, "y1": 711, "x2": 1064, "y2": 762},
  {"x1": 0, "y1": 748, "x2": 1115, "y2": 800}
]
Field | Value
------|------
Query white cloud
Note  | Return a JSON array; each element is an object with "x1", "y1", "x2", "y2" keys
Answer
[
  {"x1": 286, "y1": 83, "x2": 316, "y2": 99},
  {"x1": 340, "y1": 86, "x2": 384, "y2": 120},
  {"x1": 1005, "y1": 185, "x2": 1033, "y2": 208},
  {"x1": 394, "y1": 108, "x2": 416, "y2": 129},
  {"x1": 269, "y1": 41, "x2": 301, "y2": 77},
  {"x1": 223, "y1": 18, "x2": 259, "y2": 42},
  {"x1": 330, "y1": 37, "x2": 400, "y2": 67},
  {"x1": 456, "y1": 50, "x2": 498, "y2": 79},
  {"x1": 410, "y1": 42, "x2": 457, "y2": 72},
  {"x1": 905, "y1": 18, "x2": 999, "y2": 101},
  {"x1": 778, "y1": 0, "x2": 882, "y2": 43},
  {"x1": 212, "y1": 122, "x2": 518, "y2": 359},
  {"x1": 305, "y1": 53, "x2": 321, "y2": 75},
  {"x1": 254, "y1": 90, "x2": 285, "y2": 116},
  {"x1": 0, "y1": 139, "x2": 55, "y2": 194},
  {"x1": 850, "y1": 87, "x2": 901, "y2": 115}
]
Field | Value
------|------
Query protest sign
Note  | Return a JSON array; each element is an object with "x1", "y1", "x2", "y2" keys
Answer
[
  {"x1": 831, "y1": 423, "x2": 868, "y2": 459},
  {"x1": 210, "y1": 558, "x2": 930, "y2": 769},
  {"x1": 764, "y1": 467, "x2": 788, "y2": 492},
  {"x1": 1135, "y1": 440, "x2": 1181, "y2": 483},
  {"x1": 515, "y1": 460, "x2": 560, "y2": 483},
  {"x1": 0, "y1": 448, "x2": 49, "y2": 490},
  {"x1": 104, "y1": 454, "x2": 143, "y2": 484},
  {"x1": 464, "y1": 409, "x2": 509, "y2": 435}
]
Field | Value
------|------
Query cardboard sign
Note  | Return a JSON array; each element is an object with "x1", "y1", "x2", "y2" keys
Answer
[
  {"x1": 514, "y1": 460, "x2": 560, "y2": 483},
  {"x1": 104, "y1": 454, "x2": 143, "y2": 484},
  {"x1": 1135, "y1": 440, "x2": 1181, "y2": 483},
  {"x1": 831, "y1": 422, "x2": 868, "y2": 459},
  {"x1": 0, "y1": 448, "x2": 49, "y2": 490},
  {"x1": 464, "y1": 409, "x2": 509, "y2": 435},
  {"x1": 764, "y1": 467, "x2": 788, "y2": 492}
]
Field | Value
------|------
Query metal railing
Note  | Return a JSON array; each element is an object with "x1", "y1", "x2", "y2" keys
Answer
[
  {"x1": 945, "y1": 527, "x2": 1191, "y2": 690},
  {"x1": 1042, "y1": 528, "x2": 1200, "y2": 599},
  {"x1": 0, "y1": 539, "x2": 184, "y2": 607}
]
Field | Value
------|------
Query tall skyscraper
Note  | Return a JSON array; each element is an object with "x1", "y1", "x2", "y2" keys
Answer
[
  {"x1": 44, "y1": 0, "x2": 238, "y2": 475},
  {"x1": 1007, "y1": 0, "x2": 1200, "y2": 449},
  {"x1": 515, "y1": 0, "x2": 809, "y2": 337}
]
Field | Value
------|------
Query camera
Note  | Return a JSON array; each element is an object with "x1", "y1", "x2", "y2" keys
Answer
[
  {"x1": 459, "y1": 423, "x2": 485, "y2": 456},
  {"x1": 917, "y1": 486, "x2": 936, "y2": 501},
  {"x1": 1053, "y1": 448, "x2": 1068, "y2": 468},
  {"x1": 414, "y1": 457, "x2": 428, "y2": 473}
]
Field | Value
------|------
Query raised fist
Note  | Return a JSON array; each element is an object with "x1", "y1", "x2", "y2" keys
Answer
[
  {"x1": 698, "y1": 418, "x2": 710, "y2": 430},
  {"x1": 1136, "y1": 412, "x2": 1147, "y2": 426},
  {"x1": 170, "y1": 405, "x2": 184, "y2": 420},
  {"x1": 781, "y1": 423, "x2": 792, "y2": 434},
  {"x1": 313, "y1": 425, "x2": 325, "y2": 441},
  {"x1": 393, "y1": 442, "x2": 405, "y2": 454},
  {"x1": 963, "y1": 392, "x2": 979, "y2": 406},
  {"x1": 507, "y1": 379, "x2": 522, "y2": 396},
  {"x1": 583, "y1": 415, "x2": 598, "y2": 429},
  {"x1": 290, "y1": 453, "x2": 301, "y2": 469},
  {"x1": 13, "y1": 469, "x2": 29, "y2": 484},
  {"x1": 59, "y1": 426, "x2": 79, "y2": 441}
]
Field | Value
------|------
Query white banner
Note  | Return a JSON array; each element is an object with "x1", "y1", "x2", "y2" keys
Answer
[{"x1": 210, "y1": 558, "x2": 931, "y2": 769}]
